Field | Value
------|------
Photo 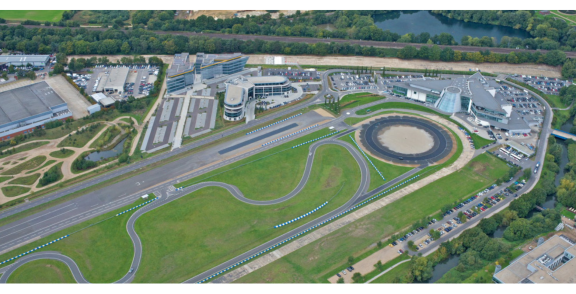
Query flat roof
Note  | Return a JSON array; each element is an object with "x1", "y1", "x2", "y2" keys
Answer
[
  {"x1": 103, "y1": 67, "x2": 129, "y2": 90},
  {"x1": 0, "y1": 55, "x2": 49, "y2": 64},
  {"x1": 99, "y1": 97, "x2": 116, "y2": 107},
  {"x1": 495, "y1": 235, "x2": 576, "y2": 283},
  {"x1": 0, "y1": 81, "x2": 66, "y2": 126},
  {"x1": 167, "y1": 53, "x2": 194, "y2": 78},
  {"x1": 247, "y1": 76, "x2": 288, "y2": 84}
]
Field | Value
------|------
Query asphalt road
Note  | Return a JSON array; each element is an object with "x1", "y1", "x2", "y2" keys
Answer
[
  {"x1": 5, "y1": 24, "x2": 576, "y2": 58},
  {"x1": 359, "y1": 115, "x2": 453, "y2": 165}
]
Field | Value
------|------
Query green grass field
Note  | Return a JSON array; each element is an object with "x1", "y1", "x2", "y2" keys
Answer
[
  {"x1": 134, "y1": 144, "x2": 361, "y2": 283},
  {"x1": 545, "y1": 94, "x2": 568, "y2": 109},
  {"x1": 361, "y1": 254, "x2": 411, "y2": 283},
  {"x1": 370, "y1": 260, "x2": 411, "y2": 283},
  {"x1": 339, "y1": 132, "x2": 413, "y2": 190},
  {"x1": 49, "y1": 149, "x2": 75, "y2": 159},
  {"x1": 1, "y1": 186, "x2": 31, "y2": 197},
  {"x1": 57, "y1": 124, "x2": 106, "y2": 148},
  {"x1": 0, "y1": 176, "x2": 13, "y2": 183},
  {"x1": 0, "y1": 197, "x2": 150, "y2": 283},
  {"x1": 6, "y1": 259, "x2": 75, "y2": 283},
  {"x1": 1, "y1": 156, "x2": 46, "y2": 175},
  {"x1": 235, "y1": 153, "x2": 509, "y2": 283},
  {"x1": 0, "y1": 11, "x2": 64, "y2": 22},
  {"x1": 25, "y1": 160, "x2": 56, "y2": 174},
  {"x1": 177, "y1": 128, "x2": 335, "y2": 201},
  {"x1": 8, "y1": 173, "x2": 40, "y2": 186},
  {"x1": 0, "y1": 141, "x2": 49, "y2": 159},
  {"x1": 339, "y1": 92, "x2": 385, "y2": 109},
  {"x1": 470, "y1": 134, "x2": 495, "y2": 149}
]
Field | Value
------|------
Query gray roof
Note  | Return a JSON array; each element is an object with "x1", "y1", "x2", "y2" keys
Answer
[
  {"x1": 103, "y1": 67, "x2": 129, "y2": 89},
  {"x1": 247, "y1": 76, "x2": 288, "y2": 85},
  {"x1": 0, "y1": 81, "x2": 66, "y2": 126},
  {"x1": 224, "y1": 84, "x2": 248, "y2": 106},
  {"x1": 0, "y1": 55, "x2": 49, "y2": 64},
  {"x1": 167, "y1": 53, "x2": 194, "y2": 78}
]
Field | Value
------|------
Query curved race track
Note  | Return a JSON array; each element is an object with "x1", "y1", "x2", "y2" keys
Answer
[
  {"x1": 0, "y1": 140, "x2": 370, "y2": 284},
  {"x1": 359, "y1": 115, "x2": 453, "y2": 165}
]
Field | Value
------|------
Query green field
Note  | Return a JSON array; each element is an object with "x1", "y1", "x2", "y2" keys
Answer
[
  {"x1": 90, "y1": 125, "x2": 121, "y2": 149},
  {"x1": 339, "y1": 132, "x2": 413, "y2": 190},
  {"x1": 545, "y1": 94, "x2": 568, "y2": 109},
  {"x1": 470, "y1": 134, "x2": 495, "y2": 149},
  {"x1": 1, "y1": 156, "x2": 46, "y2": 175},
  {"x1": 1, "y1": 186, "x2": 31, "y2": 197},
  {"x1": 0, "y1": 197, "x2": 150, "y2": 283},
  {"x1": 370, "y1": 260, "x2": 411, "y2": 283},
  {"x1": 0, "y1": 141, "x2": 49, "y2": 159},
  {"x1": 57, "y1": 124, "x2": 106, "y2": 148},
  {"x1": 339, "y1": 92, "x2": 385, "y2": 109},
  {"x1": 6, "y1": 259, "x2": 75, "y2": 283},
  {"x1": 177, "y1": 128, "x2": 335, "y2": 200},
  {"x1": 0, "y1": 11, "x2": 64, "y2": 22},
  {"x1": 235, "y1": 153, "x2": 509, "y2": 283},
  {"x1": 0, "y1": 176, "x2": 13, "y2": 183},
  {"x1": 134, "y1": 144, "x2": 361, "y2": 283},
  {"x1": 49, "y1": 149, "x2": 75, "y2": 159},
  {"x1": 8, "y1": 173, "x2": 40, "y2": 186},
  {"x1": 25, "y1": 160, "x2": 56, "y2": 174}
]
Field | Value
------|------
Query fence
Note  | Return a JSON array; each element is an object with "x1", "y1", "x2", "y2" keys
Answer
[
  {"x1": 246, "y1": 113, "x2": 302, "y2": 135},
  {"x1": 0, "y1": 235, "x2": 70, "y2": 265},
  {"x1": 274, "y1": 202, "x2": 328, "y2": 228},
  {"x1": 262, "y1": 124, "x2": 319, "y2": 147},
  {"x1": 291, "y1": 131, "x2": 340, "y2": 149}
]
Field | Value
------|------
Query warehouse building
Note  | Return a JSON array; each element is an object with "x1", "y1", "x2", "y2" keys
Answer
[
  {"x1": 95, "y1": 67, "x2": 129, "y2": 95},
  {"x1": 493, "y1": 235, "x2": 576, "y2": 283},
  {"x1": 0, "y1": 55, "x2": 50, "y2": 67},
  {"x1": 392, "y1": 72, "x2": 531, "y2": 133},
  {"x1": 223, "y1": 76, "x2": 292, "y2": 121},
  {"x1": 0, "y1": 82, "x2": 72, "y2": 141}
]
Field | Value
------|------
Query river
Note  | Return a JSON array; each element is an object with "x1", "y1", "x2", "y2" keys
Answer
[
  {"x1": 373, "y1": 11, "x2": 532, "y2": 43},
  {"x1": 427, "y1": 255, "x2": 460, "y2": 283},
  {"x1": 84, "y1": 138, "x2": 127, "y2": 162}
]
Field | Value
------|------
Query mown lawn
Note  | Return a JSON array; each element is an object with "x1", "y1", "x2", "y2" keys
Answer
[
  {"x1": 49, "y1": 149, "x2": 75, "y2": 159},
  {"x1": 7, "y1": 259, "x2": 75, "y2": 283},
  {"x1": 177, "y1": 128, "x2": 336, "y2": 201},
  {"x1": 134, "y1": 144, "x2": 362, "y2": 283},
  {"x1": 235, "y1": 153, "x2": 510, "y2": 283},
  {"x1": 0, "y1": 11, "x2": 64, "y2": 22},
  {"x1": 1, "y1": 156, "x2": 46, "y2": 175},
  {"x1": 0, "y1": 197, "x2": 151, "y2": 283},
  {"x1": 1, "y1": 186, "x2": 31, "y2": 197},
  {"x1": 8, "y1": 173, "x2": 40, "y2": 186},
  {"x1": 340, "y1": 92, "x2": 385, "y2": 109},
  {"x1": 370, "y1": 261, "x2": 411, "y2": 283}
]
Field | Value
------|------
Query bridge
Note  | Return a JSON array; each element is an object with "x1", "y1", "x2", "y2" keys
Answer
[{"x1": 552, "y1": 129, "x2": 576, "y2": 141}]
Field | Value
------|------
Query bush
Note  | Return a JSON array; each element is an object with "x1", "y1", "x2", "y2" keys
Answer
[
  {"x1": 44, "y1": 120, "x2": 64, "y2": 129},
  {"x1": 39, "y1": 164, "x2": 61, "y2": 186}
]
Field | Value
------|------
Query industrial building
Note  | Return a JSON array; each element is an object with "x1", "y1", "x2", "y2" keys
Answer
[
  {"x1": 391, "y1": 72, "x2": 531, "y2": 133},
  {"x1": 0, "y1": 55, "x2": 50, "y2": 67},
  {"x1": 0, "y1": 82, "x2": 72, "y2": 141},
  {"x1": 493, "y1": 235, "x2": 576, "y2": 283},
  {"x1": 95, "y1": 67, "x2": 129, "y2": 95},
  {"x1": 223, "y1": 76, "x2": 292, "y2": 121}
]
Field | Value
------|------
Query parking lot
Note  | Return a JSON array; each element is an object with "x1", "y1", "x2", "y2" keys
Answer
[
  {"x1": 143, "y1": 98, "x2": 180, "y2": 152},
  {"x1": 263, "y1": 68, "x2": 318, "y2": 81},
  {"x1": 75, "y1": 64, "x2": 159, "y2": 99},
  {"x1": 510, "y1": 74, "x2": 573, "y2": 95},
  {"x1": 330, "y1": 73, "x2": 378, "y2": 91}
]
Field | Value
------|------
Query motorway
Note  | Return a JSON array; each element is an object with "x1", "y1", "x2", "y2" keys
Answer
[
  {"x1": 0, "y1": 70, "x2": 553, "y2": 283},
  {"x1": 5, "y1": 24, "x2": 576, "y2": 58}
]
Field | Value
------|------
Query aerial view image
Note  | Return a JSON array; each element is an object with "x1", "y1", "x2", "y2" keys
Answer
[{"x1": 0, "y1": 1, "x2": 575, "y2": 292}]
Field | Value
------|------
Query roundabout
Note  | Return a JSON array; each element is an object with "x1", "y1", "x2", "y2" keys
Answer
[{"x1": 358, "y1": 115, "x2": 455, "y2": 166}]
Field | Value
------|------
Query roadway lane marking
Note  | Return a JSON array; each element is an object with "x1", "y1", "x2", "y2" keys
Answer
[
  {"x1": 0, "y1": 208, "x2": 78, "y2": 241},
  {"x1": 0, "y1": 203, "x2": 76, "y2": 235}
]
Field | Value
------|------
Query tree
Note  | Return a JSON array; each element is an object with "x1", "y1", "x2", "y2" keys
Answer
[
  {"x1": 407, "y1": 240, "x2": 417, "y2": 251},
  {"x1": 544, "y1": 50, "x2": 567, "y2": 66},
  {"x1": 377, "y1": 241, "x2": 383, "y2": 248},
  {"x1": 478, "y1": 217, "x2": 498, "y2": 235},
  {"x1": 503, "y1": 218, "x2": 533, "y2": 241},
  {"x1": 430, "y1": 229, "x2": 441, "y2": 240},
  {"x1": 348, "y1": 256, "x2": 354, "y2": 265},
  {"x1": 337, "y1": 277, "x2": 344, "y2": 283},
  {"x1": 557, "y1": 178, "x2": 576, "y2": 208},
  {"x1": 409, "y1": 256, "x2": 433, "y2": 281},
  {"x1": 121, "y1": 42, "x2": 131, "y2": 54},
  {"x1": 523, "y1": 168, "x2": 532, "y2": 180},
  {"x1": 352, "y1": 272, "x2": 363, "y2": 283},
  {"x1": 374, "y1": 260, "x2": 384, "y2": 271}
]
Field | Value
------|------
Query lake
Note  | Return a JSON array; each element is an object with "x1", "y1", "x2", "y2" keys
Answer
[
  {"x1": 85, "y1": 138, "x2": 127, "y2": 162},
  {"x1": 373, "y1": 11, "x2": 532, "y2": 44}
]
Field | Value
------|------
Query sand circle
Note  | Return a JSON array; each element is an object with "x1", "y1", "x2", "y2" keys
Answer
[{"x1": 377, "y1": 125, "x2": 434, "y2": 154}]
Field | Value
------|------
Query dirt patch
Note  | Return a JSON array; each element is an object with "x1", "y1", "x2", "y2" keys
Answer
[
  {"x1": 313, "y1": 108, "x2": 335, "y2": 118},
  {"x1": 469, "y1": 161, "x2": 488, "y2": 174},
  {"x1": 247, "y1": 55, "x2": 562, "y2": 77},
  {"x1": 323, "y1": 166, "x2": 342, "y2": 189},
  {"x1": 45, "y1": 75, "x2": 91, "y2": 119}
]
